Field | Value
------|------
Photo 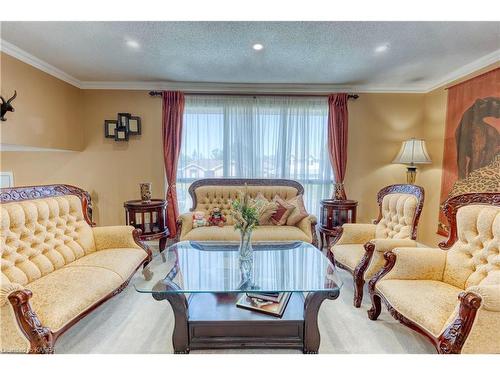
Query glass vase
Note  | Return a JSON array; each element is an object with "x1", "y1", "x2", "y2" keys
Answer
[{"x1": 238, "y1": 229, "x2": 254, "y2": 289}]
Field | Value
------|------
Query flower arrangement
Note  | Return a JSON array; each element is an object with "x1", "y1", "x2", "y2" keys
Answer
[
  {"x1": 230, "y1": 185, "x2": 276, "y2": 275},
  {"x1": 230, "y1": 185, "x2": 274, "y2": 234}
]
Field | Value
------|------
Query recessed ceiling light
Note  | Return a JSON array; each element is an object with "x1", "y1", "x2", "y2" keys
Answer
[
  {"x1": 126, "y1": 39, "x2": 140, "y2": 49},
  {"x1": 375, "y1": 43, "x2": 390, "y2": 53},
  {"x1": 252, "y1": 43, "x2": 264, "y2": 51}
]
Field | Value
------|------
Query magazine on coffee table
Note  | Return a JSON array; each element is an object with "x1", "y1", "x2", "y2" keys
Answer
[{"x1": 236, "y1": 292, "x2": 291, "y2": 318}]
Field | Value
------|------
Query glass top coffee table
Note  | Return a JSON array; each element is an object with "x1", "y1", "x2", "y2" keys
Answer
[{"x1": 135, "y1": 241, "x2": 342, "y2": 353}]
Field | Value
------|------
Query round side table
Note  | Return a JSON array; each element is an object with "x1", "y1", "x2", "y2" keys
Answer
[
  {"x1": 319, "y1": 199, "x2": 358, "y2": 249},
  {"x1": 124, "y1": 199, "x2": 169, "y2": 252}
]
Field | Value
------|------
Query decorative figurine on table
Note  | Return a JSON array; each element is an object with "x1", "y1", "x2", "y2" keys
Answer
[
  {"x1": 192, "y1": 211, "x2": 208, "y2": 228},
  {"x1": 208, "y1": 207, "x2": 227, "y2": 227}
]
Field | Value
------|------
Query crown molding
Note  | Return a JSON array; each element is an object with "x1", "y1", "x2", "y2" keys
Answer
[
  {"x1": 80, "y1": 80, "x2": 429, "y2": 93},
  {"x1": 1, "y1": 39, "x2": 498, "y2": 94},
  {"x1": 0, "y1": 39, "x2": 82, "y2": 88},
  {"x1": 425, "y1": 48, "x2": 500, "y2": 92}
]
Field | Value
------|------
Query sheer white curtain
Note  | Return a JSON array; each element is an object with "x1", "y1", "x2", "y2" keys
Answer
[{"x1": 177, "y1": 95, "x2": 333, "y2": 217}]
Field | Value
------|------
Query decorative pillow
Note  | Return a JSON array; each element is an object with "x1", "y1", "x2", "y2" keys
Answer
[
  {"x1": 192, "y1": 211, "x2": 208, "y2": 228},
  {"x1": 255, "y1": 192, "x2": 278, "y2": 225},
  {"x1": 286, "y1": 194, "x2": 309, "y2": 226},
  {"x1": 271, "y1": 195, "x2": 295, "y2": 226}
]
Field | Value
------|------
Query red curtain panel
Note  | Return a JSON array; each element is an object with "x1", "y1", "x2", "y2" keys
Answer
[
  {"x1": 162, "y1": 91, "x2": 185, "y2": 238},
  {"x1": 327, "y1": 93, "x2": 349, "y2": 200}
]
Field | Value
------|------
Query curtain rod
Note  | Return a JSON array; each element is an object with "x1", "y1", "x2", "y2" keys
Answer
[{"x1": 148, "y1": 91, "x2": 359, "y2": 99}]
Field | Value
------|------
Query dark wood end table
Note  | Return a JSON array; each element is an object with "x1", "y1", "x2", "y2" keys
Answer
[
  {"x1": 124, "y1": 199, "x2": 169, "y2": 252},
  {"x1": 319, "y1": 199, "x2": 358, "y2": 249}
]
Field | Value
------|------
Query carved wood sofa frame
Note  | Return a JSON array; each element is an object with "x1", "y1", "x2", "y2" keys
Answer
[
  {"x1": 1, "y1": 184, "x2": 152, "y2": 354},
  {"x1": 175, "y1": 178, "x2": 319, "y2": 247},
  {"x1": 331, "y1": 184, "x2": 425, "y2": 307},
  {"x1": 366, "y1": 192, "x2": 500, "y2": 354}
]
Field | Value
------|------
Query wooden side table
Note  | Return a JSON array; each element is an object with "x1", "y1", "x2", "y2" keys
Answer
[
  {"x1": 319, "y1": 199, "x2": 358, "y2": 249},
  {"x1": 124, "y1": 199, "x2": 169, "y2": 252}
]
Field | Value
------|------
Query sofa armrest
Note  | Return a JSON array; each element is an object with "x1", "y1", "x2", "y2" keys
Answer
[
  {"x1": 92, "y1": 225, "x2": 141, "y2": 250},
  {"x1": 296, "y1": 215, "x2": 318, "y2": 246},
  {"x1": 371, "y1": 238, "x2": 417, "y2": 252},
  {"x1": 177, "y1": 213, "x2": 194, "y2": 241},
  {"x1": 438, "y1": 291, "x2": 485, "y2": 354},
  {"x1": 0, "y1": 282, "x2": 24, "y2": 308},
  {"x1": 467, "y1": 285, "x2": 500, "y2": 312},
  {"x1": 1, "y1": 288, "x2": 54, "y2": 353},
  {"x1": 336, "y1": 223, "x2": 376, "y2": 245},
  {"x1": 382, "y1": 247, "x2": 447, "y2": 281},
  {"x1": 362, "y1": 239, "x2": 418, "y2": 281},
  {"x1": 296, "y1": 214, "x2": 317, "y2": 232}
]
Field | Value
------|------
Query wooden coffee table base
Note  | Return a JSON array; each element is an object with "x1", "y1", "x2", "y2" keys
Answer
[{"x1": 152, "y1": 290, "x2": 339, "y2": 354}]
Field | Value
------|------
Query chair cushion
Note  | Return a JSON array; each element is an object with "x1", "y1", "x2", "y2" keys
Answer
[
  {"x1": 375, "y1": 193, "x2": 418, "y2": 239},
  {"x1": 64, "y1": 248, "x2": 147, "y2": 281},
  {"x1": 377, "y1": 279, "x2": 463, "y2": 337},
  {"x1": 331, "y1": 244, "x2": 365, "y2": 271},
  {"x1": 182, "y1": 225, "x2": 310, "y2": 243},
  {"x1": 27, "y1": 266, "x2": 123, "y2": 331}
]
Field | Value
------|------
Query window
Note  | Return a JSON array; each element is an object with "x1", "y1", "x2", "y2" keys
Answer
[{"x1": 177, "y1": 95, "x2": 333, "y2": 216}]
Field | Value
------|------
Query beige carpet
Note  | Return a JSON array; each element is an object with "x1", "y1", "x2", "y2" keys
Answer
[{"x1": 56, "y1": 245, "x2": 435, "y2": 354}]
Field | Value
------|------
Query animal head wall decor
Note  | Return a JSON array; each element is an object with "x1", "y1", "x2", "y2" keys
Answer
[{"x1": 1, "y1": 91, "x2": 17, "y2": 121}]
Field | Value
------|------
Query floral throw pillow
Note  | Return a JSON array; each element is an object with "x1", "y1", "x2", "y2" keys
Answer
[
  {"x1": 254, "y1": 192, "x2": 277, "y2": 225},
  {"x1": 271, "y1": 195, "x2": 295, "y2": 226},
  {"x1": 286, "y1": 194, "x2": 309, "y2": 225}
]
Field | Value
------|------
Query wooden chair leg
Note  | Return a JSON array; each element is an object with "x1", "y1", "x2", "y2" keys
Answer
[
  {"x1": 367, "y1": 293, "x2": 382, "y2": 320},
  {"x1": 352, "y1": 242, "x2": 375, "y2": 308},
  {"x1": 353, "y1": 274, "x2": 364, "y2": 308},
  {"x1": 367, "y1": 251, "x2": 397, "y2": 320}
]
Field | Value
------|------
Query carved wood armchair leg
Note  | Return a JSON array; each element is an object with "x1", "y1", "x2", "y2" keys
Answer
[
  {"x1": 352, "y1": 242, "x2": 375, "y2": 308},
  {"x1": 367, "y1": 251, "x2": 396, "y2": 321},
  {"x1": 437, "y1": 291, "x2": 482, "y2": 354},
  {"x1": 353, "y1": 277, "x2": 365, "y2": 308},
  {"x1": 367, "y1": 294, "x2": 382, "y2": 321},
  {"x1": 8, "y1": 290, "x2": 54, "y2": 354}
]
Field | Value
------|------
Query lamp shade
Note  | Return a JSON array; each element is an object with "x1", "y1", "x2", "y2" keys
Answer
[{"x1": 392, "y1": 138, "x2": 432, "y2": 165}]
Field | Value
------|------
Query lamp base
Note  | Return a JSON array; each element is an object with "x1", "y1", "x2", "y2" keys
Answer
[{"x1": 406, "y1": 166, "x2": 417, "y2": 184}]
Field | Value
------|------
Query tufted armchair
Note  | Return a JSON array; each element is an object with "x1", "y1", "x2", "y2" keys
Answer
[
  {"x1": 330, "y1": 184, "x2": 424, "y2": 307},
  {"x1": 1, "y1": 185, "x2": 152, "y2": 353},
  {"x1": 367, "y1": 193, "x2": 500, "y2": 354},
  {"x1": 176, "y1": 178, "x2": 318, "y2": 246}
]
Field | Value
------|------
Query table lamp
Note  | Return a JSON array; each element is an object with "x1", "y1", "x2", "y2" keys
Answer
[{"x1": 392, "y1": 138, "x2": 431, "y2": 184}]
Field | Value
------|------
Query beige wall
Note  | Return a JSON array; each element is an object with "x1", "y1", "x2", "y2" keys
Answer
[
  {"x1": 0, "y1": 89, "x2": 165, "y2": 225},
  {"x1": 1, "y1": 53, "x2": 497, "y2": 246},
  {"x1": 344, "y1": 93, "x2": 426, "y2": 223},
  {"x1": 0, "y1": 52, "x2": 83, "y2": 151}
]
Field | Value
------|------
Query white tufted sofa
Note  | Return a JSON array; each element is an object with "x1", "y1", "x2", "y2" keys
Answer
[
  {"x1": 368, "y1": 193, "x2": 500, "y2": 354},
  {"x1": 176, "y1": 178, "x2": 318, "y2": 246},
  {"x1": 330, "y1": 184, "x2": 424, "y2": 307},
  {"x1": 0, "y1": 184, "x2": 151, "y2": 353}
]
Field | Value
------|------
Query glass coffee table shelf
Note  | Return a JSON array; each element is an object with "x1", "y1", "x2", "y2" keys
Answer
[{"x1": 135, "y1": 241, "x2": 342, "y2": 353}]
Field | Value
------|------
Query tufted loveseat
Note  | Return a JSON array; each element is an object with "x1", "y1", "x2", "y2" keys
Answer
[
  {"x1": 1, "y1": 184, "x2": 152, "y2": 353},
  {"x1": 176, "y1": 178, "x2": 318, "y2": 246},
  {"x1": 330, "y1": 184, "x2": 424, "y2": 307},
  {"x1": 367, "y1": 193, "x2": 500, "y2": 354}
]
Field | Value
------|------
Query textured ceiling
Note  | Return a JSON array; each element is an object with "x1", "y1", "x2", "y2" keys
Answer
[{"x1": 1, "y1": 21, "x2": 499, "y2": 89}]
